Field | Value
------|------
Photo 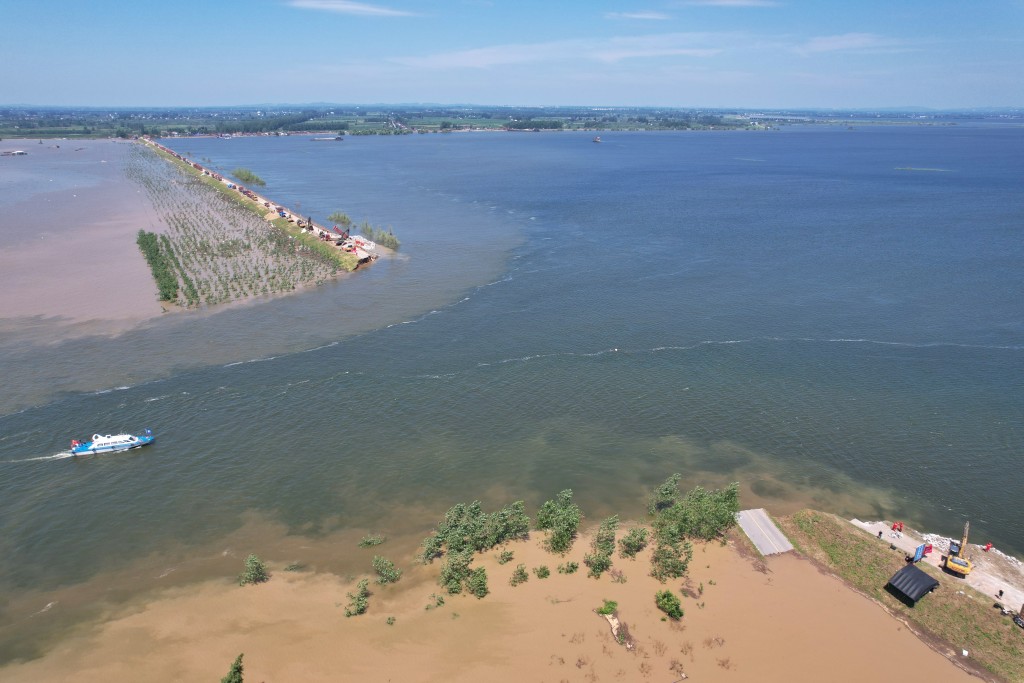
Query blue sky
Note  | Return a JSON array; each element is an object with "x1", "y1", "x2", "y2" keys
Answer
[{"x1": 2, "y1": 0, "x2": 1021, "y2": 108}]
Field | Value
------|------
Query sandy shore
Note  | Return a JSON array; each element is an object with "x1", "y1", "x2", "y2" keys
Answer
[{"x1": 0, "y1": 528, "x2": 976, "y2": 682}]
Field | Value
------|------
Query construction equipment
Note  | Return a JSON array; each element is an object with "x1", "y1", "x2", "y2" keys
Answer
[{"x1": 944, "y1": 521, "x2": 973, "y2": 577}]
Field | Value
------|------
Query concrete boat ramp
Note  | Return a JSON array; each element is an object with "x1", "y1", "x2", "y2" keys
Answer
[{"x1": 737, "y1": 508, "x2": 794, "y2": 556}]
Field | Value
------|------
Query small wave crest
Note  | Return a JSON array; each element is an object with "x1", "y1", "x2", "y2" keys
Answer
[
  {"x1": 93, "y1": 385, "x2": 132, "y2": 395},
  {"x1": 223, "y1": 354, "x2": 280, "y2": 368},
  {"x1": 31, "y1": 601, "x2": 58, "y2": 617}
]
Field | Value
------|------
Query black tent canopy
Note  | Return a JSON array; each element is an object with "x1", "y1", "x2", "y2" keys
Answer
[{"x1": 887, "y1": 564, "x2": 939, "y2": 604}]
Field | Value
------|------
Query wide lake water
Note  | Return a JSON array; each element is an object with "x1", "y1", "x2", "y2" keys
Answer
[{"x1": 1, "y1": 125, "x2": 1022, "y2": 660}]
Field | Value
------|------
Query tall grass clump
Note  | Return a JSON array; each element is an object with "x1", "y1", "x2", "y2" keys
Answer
[
  {"x1": 327, "y1": 211, "x2": 353, "y2": 227},
  {"x1": 231, "y1": 167, "x2": 266, "y2": 186},
  {"x1": 358, "y1": 221, "x2": 400, "y2": 250}
]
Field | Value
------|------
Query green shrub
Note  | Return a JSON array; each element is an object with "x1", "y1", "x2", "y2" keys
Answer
[
  {"x1": 654, "y1": 482, "x2": 740, "y2": 542},
  {"x1": 372, "y1": 556, "x2": 402, "y2": 585},
  {"x1": 655, "y1": 590, "x2": 684, "y2": 620},
  {"x1": 536, "y1": 489, "x2": 582, "y2": 554},
  {"x1": 221, "y1": 653, "x2": 244, "y2": 683},
  {"x1": 584, "y1": 552, "x2": 613, "y2": 577},
  {"x1": 650, "y1": 539, "x2": 693, "y2": 583},
  {"x1": 648, "y1": 474, "x2": 682, "y2": 515},
  {"x1": 585, "y1": 515, "x2": 618, "y2": 578},
  {"x1": 596, "y1": 599, "x2": 618, "y2": 616},
  {"x1": 344, "y1": 579, "x2": 370, "y2": 617},
  {"x1": 419, "y1": 500, "x2": 530, "y2": 595},
  {"x1": 509, "y1": 564, "x2": 529, "y2": 586},
  {"x1": 533, "y1": 565, "x2": 551, "y2": 579},
  {"x1": 439, "y1": 549, "x2": 473, "y2": 595},
  {"x1": 619, "y1": 527, "x2": 649, "y2": 558},
  {"x1": 497, "y1": 549, "x2": 514, "y2": 565},
  {"x1": 557, "y1": 561, "x2": 579, "y2": 574},
  {"x1": 467, "y1": 567, "x2": 489, "y2": 598},
  {"x1": 239, "y1": 554, "x2": 269, "y2": 586},
  {"x1": 419, "y1": 500, "x2": 530, "y2": 563},
  {"x1": 425, "y1": 593, "x2": 445, "y2": 610},
  {"x1": 359, "y1": 534, "x2": 386, "y2": 548},
  {"x1": 386, "y1": 616, "x2": 396, "y2": 625}
]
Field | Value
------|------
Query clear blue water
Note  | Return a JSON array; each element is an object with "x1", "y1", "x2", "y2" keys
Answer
[{"x1": 1, "y1": 126, "x2": 1022, "y2": 655}]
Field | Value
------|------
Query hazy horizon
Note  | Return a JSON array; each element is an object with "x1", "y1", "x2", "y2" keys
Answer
[{"x1": 3, "y1": 102, "x2": 1021, "y2": 113}]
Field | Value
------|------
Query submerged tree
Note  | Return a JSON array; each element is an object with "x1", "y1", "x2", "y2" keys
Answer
[
  {"x1": 419, "y1": 500, "x2": 530, "y2": 595},
  {"x1": 536, "y1": 489, "x2": 583, "y2": 554},
  {"x1": 239, "y1": 554, "x2": 269, "y2": 586},
  {"x1": 221, "y1": 653, "x2": 244, "y2": 683}
]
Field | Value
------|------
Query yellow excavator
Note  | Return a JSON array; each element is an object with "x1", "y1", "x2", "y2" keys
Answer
[{"x1": 944, "y1": 521, "x2": 973, "y2": 577}]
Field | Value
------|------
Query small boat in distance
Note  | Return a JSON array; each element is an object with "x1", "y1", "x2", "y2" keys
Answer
[
  {"x1": 312, "y1": 136, "x2": 344, "y2": 141},
  {"x1": 71, "y1": 429, "x2": 155, "y2": 456},
  {"x1": 593, "y1": 136, "x2": 602, "y2": 143}
]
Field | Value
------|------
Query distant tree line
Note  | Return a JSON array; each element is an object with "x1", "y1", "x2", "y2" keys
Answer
[{"x1": 506, "y1": 120, "x2": 564, "y2": 130}]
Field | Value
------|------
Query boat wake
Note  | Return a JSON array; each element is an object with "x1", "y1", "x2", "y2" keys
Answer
[{"x1": 4, "y1": 451, "x2": 76, "y2": 463}]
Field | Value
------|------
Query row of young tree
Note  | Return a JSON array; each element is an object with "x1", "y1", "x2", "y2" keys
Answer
[
  {"x1": 505, "y1": 119, "x2": 565, "y2": 130},
  {"x1": 416, "y1": 477, "x2": 740, "y2": 599},
  {"x1": 235, "y1": 475, "x2": 740, "y2": 607},
  {"x1": 136, "y1": 230, "x2": 179, "y2": 301}
]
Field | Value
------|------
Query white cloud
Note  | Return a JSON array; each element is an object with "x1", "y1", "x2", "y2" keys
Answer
[
  {"x1": 680, "y1": 0, "x2": 778, "y2": 6},
  {"x1": 605, "y1": 11, "x2": 672, "y2": 20},
  {"x1": 795, "y1": 33, "x2": 902, "y2": 55},
  {"x1": 287, "y1": 0, "x2": 418, "y2": 17},
  {"x1": 392, "y1": 33, "x2": 729, "y2": 69}
]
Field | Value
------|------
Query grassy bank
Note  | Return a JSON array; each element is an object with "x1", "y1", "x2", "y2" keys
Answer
[{"x1": 777, "y1": 510, "x2": 1023, "y2": 682}]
